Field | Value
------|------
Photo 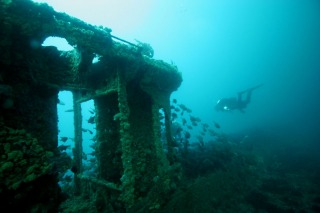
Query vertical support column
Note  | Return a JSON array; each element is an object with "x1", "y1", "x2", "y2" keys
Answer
[
  {"x1": 95, "y1": 94, "x2": 122, "y2": 182},
  {"x1": 151, "y1": 103, "x2": 170, "y2": 170},
  {"x1": 163, "y1": 96, "x2": 174, "y2": 164},
  {"x1": 72, "y1": 90, "x2": 83, "y2": 194},
  {"x1": 117, "y1": 70, "x2": 135, "y2": 208}
]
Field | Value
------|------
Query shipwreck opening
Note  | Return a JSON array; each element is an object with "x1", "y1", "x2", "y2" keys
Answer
[
  {"x1": 42, "y1": 36, "x2": 74, "y2": 51},
  {"x1": 80, "y1": 99, "x2": 97, "y2": 177},
  {"x1": 57, "y1": 91, "x2": 74, "y2": 189},
  {"x1": 57, "y1": 91, "x2": 99, "y2": 192},
  {"x1": 57, "y1": 91, "x2": 74, "y2": 155}
]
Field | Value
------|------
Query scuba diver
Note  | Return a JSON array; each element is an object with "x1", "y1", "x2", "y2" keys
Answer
[{"x1": 215, "y1": 84, "x2": 263, "y2": 113}]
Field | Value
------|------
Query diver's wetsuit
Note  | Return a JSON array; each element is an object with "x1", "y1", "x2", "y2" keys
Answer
[{"x1": 215, "y1": 84, "x2": 263, "y2": 113}]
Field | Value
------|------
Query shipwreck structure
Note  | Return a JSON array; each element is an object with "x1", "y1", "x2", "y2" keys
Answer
[{"x1": 0, "y1": 0, "x2": 182, "y2": 212}]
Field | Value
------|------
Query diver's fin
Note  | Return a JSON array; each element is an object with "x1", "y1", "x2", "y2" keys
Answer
[
  {"x1": 239, "y1": 84, "x2": 264, "y2": 94},
  {"x1": 248, "y1": 83, "x2": 264, "y2": 92}
]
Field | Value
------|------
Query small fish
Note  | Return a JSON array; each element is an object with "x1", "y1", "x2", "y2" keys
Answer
[
  {"x1": 82, "y1": 128, "x2": 93, "y2": 134},
  {"x1": 214, "y1": 121, "x2": 220, "y2": 129},
  {"x1": 82, "y1": 152, "x2": 87, "y2": 160},
  {"x1": 174, "y1": 107, "x2": 181, "y2": 112},
  {"x1": 88, "y1": 151, "x2": 96, "y2": 156},
  {"x1": 202, "y1": 123, "x2": 209, "y2": 129},
  {"x1": 184, "y1": 131, "x2": 191, "y2": 139},
  {"x1": 189, "y1": 116, "x2": 195, "y2": 123},
  {"x1": 172, "y1": 112, "x2": 178, "y2": 119},
  {"x1": 58, "y1": 144, "x2": 70, "y2": 152},
  {"x1": 88, "y1": 116, "x2": 95, "y2": 124},
  {"x1": 89, "y1": 108, "x2": 95, "y2": 114},
  {"x1": 65, "y1": 109, "x2": 74, "y2": 112},
  {"x1": 178, "y1": 103, "x2": 192, "y2": 113},
  {"x1": 178, "y1": 104, "x2": 188, "y2": 111},
  {"x1": 175, "y1": 126, "x2": 183, "y2": 135},
  {"x1": 60, "y1": 136, "x2": 68, "y2": 142},
  {"x1": 182, "y1": 118, "x2": 187, "y2": 126},
  {"x1": 186, "y1": 108, "x2": 192, "y2": 113},
  {"x1": 89, "y1": 158, "x2": 96, "y2": 163},
  {"x1": 208, "y1": 129, "x2": 216, "y2": 136},
  {"x1": 190, "y1": 115, "x2": 201, "y2": 123},
  {"x1": 58, "y1": 99, "x2": 65, "y2": 105}
]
